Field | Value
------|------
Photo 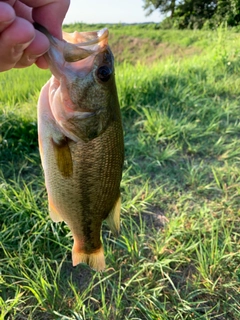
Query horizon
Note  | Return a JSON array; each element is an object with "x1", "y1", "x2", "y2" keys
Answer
[{"x1": 63, "y1": 0, "x2": 163, "y2": 25}]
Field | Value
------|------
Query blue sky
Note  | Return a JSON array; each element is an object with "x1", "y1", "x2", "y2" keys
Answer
[{"x1": 63, "y1": 0, "x2": 163, "y2": 24}]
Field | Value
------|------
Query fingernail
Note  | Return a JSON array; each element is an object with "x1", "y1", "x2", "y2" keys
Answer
[
  {"x1": 29, "y1": 51, "x2": 47, "y2": 59},
  {"x1": 1, "y1": 18, "x2": 15, "y2": 26},
  {"x1": 27, "y1": 53, "x2": 47, "y2": 63}
]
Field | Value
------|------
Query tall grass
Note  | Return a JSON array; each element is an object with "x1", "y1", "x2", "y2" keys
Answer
[{"x1": 0, "y1": 27, "x2": 239, "y2": 319}]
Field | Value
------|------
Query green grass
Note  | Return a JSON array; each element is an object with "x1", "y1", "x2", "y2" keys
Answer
[
  {"x1": 0, "y1": 26, "x2": 239, "y2": 319},
  {"x1": 63, "y1": 22, "x2": 240, "y2": 65}
]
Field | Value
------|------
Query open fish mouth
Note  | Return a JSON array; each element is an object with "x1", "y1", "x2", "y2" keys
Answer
[
  {"x1": 34, "y1": 23, "x2": 110, "y2": 78},
  {"x1": 62, "y1": 28, "x2": 109, "y2": 62},
  {"x1": 62, "y1": 28, "x2": 109, "y2": 48}
]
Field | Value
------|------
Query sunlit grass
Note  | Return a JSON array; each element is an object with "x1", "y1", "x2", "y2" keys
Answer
[
  {"x1": 0, "y1": 66, "x2": 50, "y2": 106},
  {"x1": 0, "y1": 27, "x2": 239, "y2": 319}
]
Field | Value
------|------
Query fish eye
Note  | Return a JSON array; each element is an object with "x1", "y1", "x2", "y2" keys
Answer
[{"x1": 96, "y1": 66, "x2": 112, "y2": 82}]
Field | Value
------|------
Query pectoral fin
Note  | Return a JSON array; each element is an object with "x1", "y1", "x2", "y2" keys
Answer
[
  {"x1": 51, "y1": 137, "x2": 73, "y2": 178},
  {"x1": 105, "y1": 195, "x2": 121, "y2": 236}
]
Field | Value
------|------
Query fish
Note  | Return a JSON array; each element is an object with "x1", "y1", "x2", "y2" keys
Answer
[{"x1": 35, "y1": 23, "x2": 124, "y2": 271}]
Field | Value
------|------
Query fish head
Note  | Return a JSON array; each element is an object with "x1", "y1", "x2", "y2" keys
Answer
[
  {"x1": 37, "y1": 24, "x2": 120, "y2": 142},
  {"x1": 63, "y1": 36, "x2": 116, "y2": 127}
]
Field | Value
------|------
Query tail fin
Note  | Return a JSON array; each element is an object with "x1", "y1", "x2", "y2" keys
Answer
[
  {"x1": 72, "y1": 243, "x2": 105, "y2": 271},
  {"x1": 105, "y1": 195, "x2": 121, "y2": 236}
]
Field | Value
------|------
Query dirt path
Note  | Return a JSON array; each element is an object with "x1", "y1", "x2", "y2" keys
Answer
[{"x1": 110, "y1": 36, "x2": 202, "y2": 64}]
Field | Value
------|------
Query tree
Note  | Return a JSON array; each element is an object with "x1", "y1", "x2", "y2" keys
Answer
[
  {"x1": 143, "y1": 0, "x2": 240, "y2": 28},
  {"x1": 177, "y1": 0, "x2": 217, "y2": 20},
  {"x1": 216, "y1": 0, "x2": 240, "y2": 25},
  {"x1": 175, "y1": 0, "x2": 217, "y2": 28},
  {"x1": 143, "y1": 0, "x2": 176, "y2": 19}
]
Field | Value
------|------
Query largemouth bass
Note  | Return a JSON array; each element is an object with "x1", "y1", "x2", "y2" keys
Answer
[{"x1": 36, "y1": 24, "x2": 124, "y2": 271}]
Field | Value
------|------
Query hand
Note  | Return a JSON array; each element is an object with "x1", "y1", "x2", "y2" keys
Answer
[{"x1": 0, "y1": 0, "x2": 70, "y2": 71}]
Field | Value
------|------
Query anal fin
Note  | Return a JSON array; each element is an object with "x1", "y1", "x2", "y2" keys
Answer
[
  {"x1": 105, "y1": 195, "x2": 121, "y2": 236},
  {"x1": 48, "y1": 198, "x2": 64, "y2": 222}
]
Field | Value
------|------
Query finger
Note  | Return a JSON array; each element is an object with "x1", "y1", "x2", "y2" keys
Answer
[
  {"x1": 14, "y1": 29, "x2": 49, "y2": 68},
  {"x1": 0, "y1": 2, "x2": 15, "y2": 32},
  {"x1": 0, "y1": 15, "x2": 35, "y2": 46},
  {"x1": 20, "y1": 0, "x2": 70, "y2": 38},
  {"x1": 0, "y1": 16, "x2": 35, "y2": 71},
  {"x1": 35, "y1": 55, "x2": 49, "y2": 69},
  {"x1": 13, "y1": 0, "x2": 32, "y2": 22},
  {"x1": 0, "y1": 1, "x2": 17, "y2": 6}
]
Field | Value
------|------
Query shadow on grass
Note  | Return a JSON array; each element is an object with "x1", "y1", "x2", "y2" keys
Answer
[
  {"x1": 121, "y1": 65, "x2": 239, "y2": 186},
  {"x1": 0, "y1": 111, "x2": 40, "y2": 181}
]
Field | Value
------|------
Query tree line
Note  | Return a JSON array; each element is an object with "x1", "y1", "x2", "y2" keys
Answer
[{"x1": 143, "y1": 0, "x2": 240, "y2": 29}]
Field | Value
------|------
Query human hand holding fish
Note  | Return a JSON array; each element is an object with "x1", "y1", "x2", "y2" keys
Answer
[
  {"x1": 0, "y1": 0, "x2": 70, "y2": 71},
  {"x1": 0, "y1": 0, "x2": 124, "y2": 272}
]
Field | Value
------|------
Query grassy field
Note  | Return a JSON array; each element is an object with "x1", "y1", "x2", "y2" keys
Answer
[{"x1": 0, "y1": 24, "x2": 239, "y2": 319}]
